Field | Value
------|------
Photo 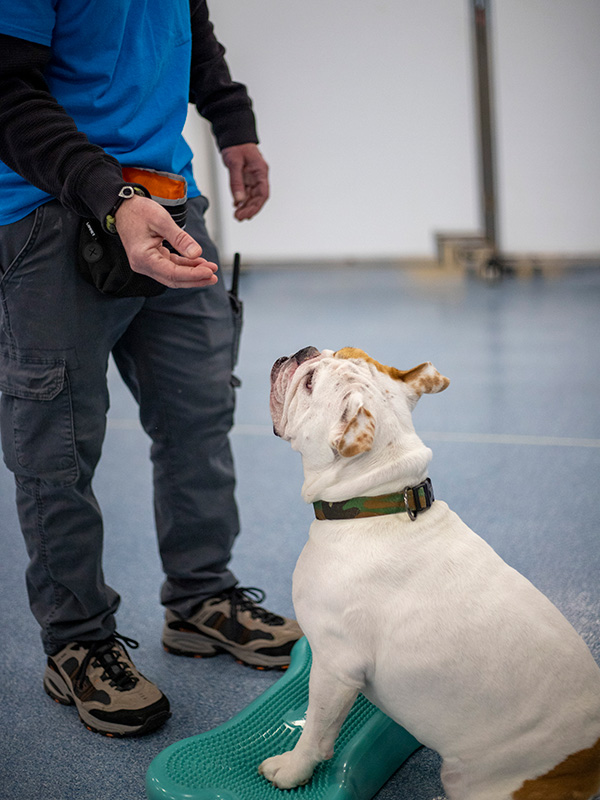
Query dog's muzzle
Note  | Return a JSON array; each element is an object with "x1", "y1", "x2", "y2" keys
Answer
[
  {"x1": 270, "y1": 346, "x2": 320, "y2": 382},
  {"x1": 270, "y1": 347, "x2": 321, "y2": 437}
]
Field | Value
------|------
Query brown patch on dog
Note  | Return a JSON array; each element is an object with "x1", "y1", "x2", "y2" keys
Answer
[
  {"x1": 334, "y1": 348, "x2": 449, "y2": 396},
  {"x1": 512, "y1": 736, "x2": 600, "y2": 800},
  {"x1": 334, "y1": 347, "x2": 409, "y2": 381},
  {"x1": 402, "y1": 363, "x2": 450, "y2": 396},
  {"x1": 336, "y1": 406, "x2": 375, "y2": 458}
]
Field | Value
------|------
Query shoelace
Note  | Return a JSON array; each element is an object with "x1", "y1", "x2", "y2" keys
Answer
[
  {"x1": 75, "y1": 632, "x2": 139, "y2": 692},
  {"x1": 221, "y1": 586, "x2": 284, "y2": 626}
]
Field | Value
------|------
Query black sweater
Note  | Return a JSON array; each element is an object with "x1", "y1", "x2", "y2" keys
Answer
[{"x1": 0, "y1": 0, "x2": 258, "y2": 223}]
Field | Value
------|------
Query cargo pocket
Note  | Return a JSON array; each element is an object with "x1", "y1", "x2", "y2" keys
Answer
[
  {"x1": 0, "y1": 205, "x2": 42, "y2": 283},
  {"x1": 0, "y1": 355, "x2": 79, "y2": 487}
]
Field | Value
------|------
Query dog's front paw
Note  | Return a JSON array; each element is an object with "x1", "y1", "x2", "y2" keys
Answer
[{"x1": 258, "y1": 751, "x2": 315, "y2": 789}]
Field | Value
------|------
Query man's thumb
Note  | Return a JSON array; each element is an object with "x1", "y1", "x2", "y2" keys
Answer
[
  {"x1": 183, "y1": 237, "x2": 203, "y2": 258},
  {"x1": 162, "y1": 217, "x2": 203, "y2": 258},
  {"x1": 227, "y1": 163, "x2": 246, "y2": 206}
]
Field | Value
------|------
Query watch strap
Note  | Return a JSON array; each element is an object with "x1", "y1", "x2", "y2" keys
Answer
[{"x1": 104, "y1": 183, "x2": 150, "y2": 234}]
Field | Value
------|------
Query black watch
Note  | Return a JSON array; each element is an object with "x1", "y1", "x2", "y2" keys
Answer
[{"x1": 104, "y1": 183, "x2": 149, "y2": 234}]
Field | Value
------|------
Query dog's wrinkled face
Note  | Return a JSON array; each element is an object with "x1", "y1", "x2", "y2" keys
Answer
[
  {"x1": 270, "y1": 347, "x2": 449, "y2": 473},
  {"x1": 269, "y1": 346, "x2": 323, "y2": 438}
]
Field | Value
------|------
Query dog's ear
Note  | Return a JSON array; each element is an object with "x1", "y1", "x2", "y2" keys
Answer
[
  {"x1": 400, "y1": 362, "x2": 450, "y2": 398},
  {"x1": 332, "y1": 399, "x2": 376, "y2": 458}
]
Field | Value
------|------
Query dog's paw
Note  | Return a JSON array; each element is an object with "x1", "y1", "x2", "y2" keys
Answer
[{"x1": 258, "y1": 752, "x2": 314, "y2": 789}]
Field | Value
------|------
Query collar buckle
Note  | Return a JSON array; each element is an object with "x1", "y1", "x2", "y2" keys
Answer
[
  {"x1": 404, "y1": 486, "x2": 418, "y2": 521},
  {"x1": 404, "y1": 478, "x2": 435, "y2": 522}
]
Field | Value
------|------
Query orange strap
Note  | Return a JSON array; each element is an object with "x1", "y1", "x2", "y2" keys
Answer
[{"x1": 122, "y1": 167, "x2": 186, "y2": 202}]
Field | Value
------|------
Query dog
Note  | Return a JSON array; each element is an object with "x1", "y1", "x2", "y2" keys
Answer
[{"x1": 259, "y1": 346, "x2": 600, "y2": 800}]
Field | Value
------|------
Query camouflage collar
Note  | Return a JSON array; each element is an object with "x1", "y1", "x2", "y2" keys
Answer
[{"x1": 313, "y1": 478, "x2": 434, "y2": 522}]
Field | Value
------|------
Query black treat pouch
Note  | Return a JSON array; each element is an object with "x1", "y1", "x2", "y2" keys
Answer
[
  {"x1": 77, "y1": 217, "x2": 166, "y2": 298},
  {"x1": 77, "y1": 167, "x2": 189, "y2": 298}
]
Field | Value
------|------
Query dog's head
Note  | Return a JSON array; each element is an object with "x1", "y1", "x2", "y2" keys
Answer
[{"x1": 270, "y1": 347, "x2": 449, "y2": 501}]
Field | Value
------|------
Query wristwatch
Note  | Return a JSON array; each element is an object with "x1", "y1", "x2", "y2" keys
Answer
[{"x1": 104, "y1": 183, "x2": 150, "y2": 234}]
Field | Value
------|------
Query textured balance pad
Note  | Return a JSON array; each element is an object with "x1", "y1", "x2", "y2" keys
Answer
[{"x1": 146, "y1": 637, "x2": 421, "y2": 800}]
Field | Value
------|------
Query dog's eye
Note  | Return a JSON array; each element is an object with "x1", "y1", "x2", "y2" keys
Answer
[{"x1": 304, "y1": 370, "x2": 315, "y2": 392}]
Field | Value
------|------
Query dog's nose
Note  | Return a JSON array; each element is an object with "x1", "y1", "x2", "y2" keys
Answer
[
  {"x1": 293, "y1": 346, "x2": 320, "y2": 364},
  {"x1": 270, "y1": 356, "x2": 289, "y2": 381},
  {"x1": 271, "y1": 347, "x2": 320, "y2": 381}
]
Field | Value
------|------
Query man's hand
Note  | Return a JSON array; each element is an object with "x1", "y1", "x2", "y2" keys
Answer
[
  {"x1": 115, "y1": 195, "x2": 218, "y2": 289},
  {"x1": 221, "y1": 143, "x2": 269, "y2": 220}
]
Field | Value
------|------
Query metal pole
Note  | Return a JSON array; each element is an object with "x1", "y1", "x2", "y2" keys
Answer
[{"x1": 472, "y1": 0, "x2": 498, "y2": 253}]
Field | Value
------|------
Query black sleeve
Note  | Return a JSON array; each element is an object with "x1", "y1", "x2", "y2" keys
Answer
[
  {"x1": 189, "y1": 0, "x2": 259, "y2": 150},
  {"x1": 0, "y1": 33, "x2": 126, "y2": 222}
]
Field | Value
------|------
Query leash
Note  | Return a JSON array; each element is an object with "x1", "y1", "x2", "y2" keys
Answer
[{"x1": 313, "y1": 478, "x2": 434, "y2": 522}]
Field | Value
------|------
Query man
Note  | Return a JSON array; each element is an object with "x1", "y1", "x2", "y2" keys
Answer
[{"x1": 0, "y1": 0, "x2": 301, "y2": 738}]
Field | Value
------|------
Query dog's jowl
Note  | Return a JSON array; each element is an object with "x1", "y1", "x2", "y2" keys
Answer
[{"x1": 260, "y1": 347, "x2": 600, "y2": 800}]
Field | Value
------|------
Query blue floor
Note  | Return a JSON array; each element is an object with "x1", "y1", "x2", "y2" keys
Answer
[{"x1": 1, "y1": 265, "x2": 599, "y2": 800}]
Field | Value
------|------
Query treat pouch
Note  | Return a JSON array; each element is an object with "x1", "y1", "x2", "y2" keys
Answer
[{"x1": 77, "y1": 167, "x2": 188, "y2": 298}]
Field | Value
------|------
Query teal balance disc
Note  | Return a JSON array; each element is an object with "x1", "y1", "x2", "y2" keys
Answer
[{"x1": 146, "y1": 637, "x2": 421, "y2": 800}]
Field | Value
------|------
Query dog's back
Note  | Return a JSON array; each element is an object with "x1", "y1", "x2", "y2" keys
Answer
[{"x1": 294, "y1": 500, "x2": 600, "y2": 799}]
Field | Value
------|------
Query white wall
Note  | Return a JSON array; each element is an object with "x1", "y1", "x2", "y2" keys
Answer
[
  {"x1": 184, "y1": 0, "x2": 600, "y2": 262},
  {"x1": 186, "y1": 0, "x2": 479, "y2": 261},
  {"x1": 183, "y1": 112, "x2": 221, "y2": 244},
  {"x1": 493, "y1": 0, "x2": 600, "y2": 255}
]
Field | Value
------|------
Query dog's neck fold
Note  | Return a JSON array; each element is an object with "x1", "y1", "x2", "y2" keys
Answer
[{"x1": 300, "y1": 440, "x2": 433, "y2": 505}]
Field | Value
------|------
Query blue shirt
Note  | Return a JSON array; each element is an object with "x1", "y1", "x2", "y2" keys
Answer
[{"x1": 0, "y1": 0, "x2": 199, "y2": 223}]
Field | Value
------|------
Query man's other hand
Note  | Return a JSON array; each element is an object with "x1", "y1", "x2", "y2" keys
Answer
[{"x1": 221, "y1": 143, "x2": 269, "y2": 220}]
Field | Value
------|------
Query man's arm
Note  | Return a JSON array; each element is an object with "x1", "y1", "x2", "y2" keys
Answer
[
  {"x1": 0, "y1": 33, "x2": 216, "y2": 288},
  {"x1": 0, "y1": 33, "x2": 125, "y2": 222},
  {"x1": 189, "y1": 0, "x2": 269, "y2": 220},
  {"x1": 188, "y1": 0, "x2": 258, "y2": 150}
]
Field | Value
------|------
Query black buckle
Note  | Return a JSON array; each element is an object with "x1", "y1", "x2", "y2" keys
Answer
[{"x1": 403, "y1": 478, "x2": 434, "y2": 522}]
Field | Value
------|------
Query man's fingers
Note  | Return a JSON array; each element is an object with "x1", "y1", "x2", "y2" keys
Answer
[
  {"x1": 235, "y1": 196, "x2": 266, "y2": 220},
  {"x1": 222, "y1": 143, "x2": 270, "y2": 220},
  {"x1": 131, "y1": 248, "x2": 219, "y2": 287},
  {"x1": 228, "y1": 164, "x2": 247, "y2": 208},
  {"x1": 234, "y1": 184, "x2": 269, "y2": 220},
  {"x1": 232, "y1": 168, "x2": 269, "y2": 220},
  {"x1": 158, "y1": 246, "x2": 218, "y2": 270},
  {"x1": 156, "y1": 261, "x2": 219, "y2": 288},
  {"x1": 170, "y1": 254, "x2": 218, "y2": 269}
]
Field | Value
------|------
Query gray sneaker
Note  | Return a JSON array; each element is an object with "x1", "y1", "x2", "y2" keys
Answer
[
  {"x1": 162, "y1": 586, "x2": 302, "y2": 670},
  {"x1": 43, "y1": 633, "x2": 170, "y2": 737}
]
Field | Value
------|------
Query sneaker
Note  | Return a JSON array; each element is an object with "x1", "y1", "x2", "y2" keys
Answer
[
  {"x1": 162, "y1": 586, "x2": 302, "y2": 670},
  {"x1": 43, "y1": 633, "x2": 171, "y2": 737}
]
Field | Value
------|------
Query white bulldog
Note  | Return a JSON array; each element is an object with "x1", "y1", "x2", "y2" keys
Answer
[{"x1": 260, "y1": 346, "x2": 600, "y2": 800}]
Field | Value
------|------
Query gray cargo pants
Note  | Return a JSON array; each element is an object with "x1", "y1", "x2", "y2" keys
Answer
[{"x1": 0, "y1": 196, "x2": 239, "y2": 654}]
